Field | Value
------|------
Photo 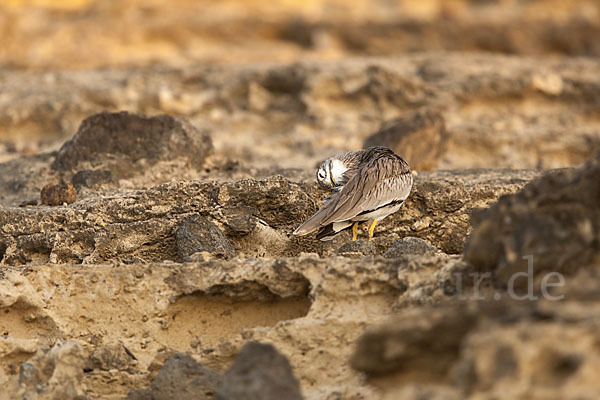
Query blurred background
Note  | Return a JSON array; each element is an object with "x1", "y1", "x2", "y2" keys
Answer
[{"x1": 1, "y1": 0, "x2": 599, "y2": 171}]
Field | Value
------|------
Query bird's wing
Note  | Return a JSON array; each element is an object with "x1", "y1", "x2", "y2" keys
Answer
[
  {"x1": 340, "y1": 166, "x2": 361, "y2": 186},
  {"x1": 293, "y1": 190, "x2": 343, "y2": 235},
  {"x1": 293, "y1": 156, "x2": 412, "y2": 235}
]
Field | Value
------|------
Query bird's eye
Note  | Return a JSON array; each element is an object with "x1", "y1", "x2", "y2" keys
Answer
[{"x1": 318, "y1": 171, "x2": 325, "y2": 180}]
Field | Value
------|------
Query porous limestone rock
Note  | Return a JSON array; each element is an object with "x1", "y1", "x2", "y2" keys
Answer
[{"x1": 0, "y1": 169, "x2": 538, "y2": 266}]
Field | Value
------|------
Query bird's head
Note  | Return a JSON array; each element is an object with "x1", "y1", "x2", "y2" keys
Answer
[{"x1": 317, "y1": 158, "x2": 345, "y2": 190}]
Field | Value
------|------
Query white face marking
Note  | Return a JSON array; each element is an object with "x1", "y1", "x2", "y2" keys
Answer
[
  {"x1": 329, "y1": 159, "x2": 347, "y2": 186},
  {"x1": 317, "y1": 157, "x2": 349, "y2": 189}
]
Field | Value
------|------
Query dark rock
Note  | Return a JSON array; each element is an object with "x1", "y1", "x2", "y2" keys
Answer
[
  {"x1": 176, "y1": 216, "x2": 235, "y2": 260},
  {"x1": 363, "y1": 108, "x2": 449, "y2": 170},
  {"x1": 71, "y1": 169, "x2": 117, "y2": 189},
  {"x1": 151, "y1": 353, "x2": 221, "y2": 400},
  {"x1": 51, "y1": 111, "x2": 213, "y2": 177},
  {"x1": 216, "y1": 342, "x2": 302, "y2": 400},
  {"x1": 464, "y1": 156, "x2": 600, "y2": 285},
  {"x1": 147, "y1": 350, "x2": 178, "y2": 379},
  {"x1": 40, "y1": 183, "x2": 77, "y2": 206},
  {"x1": 384, "y1": 237, "x2": 437, "y2": 257},
  {"x1": 335, "y1": 240, "x2": 377, "y2": 257},
  {"x1": 18, "y1": 199, "x2": 38, "y2": 207},
  {"x1": 87, "y1": 343, "x2": 137, "y2": 372},
  {"x1": 221, "y1": 206, "x2": 258, "y2": 236}
]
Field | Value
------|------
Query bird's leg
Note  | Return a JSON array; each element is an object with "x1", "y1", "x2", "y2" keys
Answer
[
  {"x1": 368, "y1": 220, "x2": 378, "y2": 241},
  {"x1": 351, "y1": 222, "x2": 359, "y2": 241}
]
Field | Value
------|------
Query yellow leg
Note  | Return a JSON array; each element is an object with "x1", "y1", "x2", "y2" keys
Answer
[
  {"x1": 351, "y1": 222, "x2": 359, "y2": 241},
  {"x1": 368, "y1": 220, "x2": 378, "y2": 241}
]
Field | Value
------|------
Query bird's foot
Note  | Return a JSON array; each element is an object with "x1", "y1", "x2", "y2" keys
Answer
[{"x1": 367, "y1": 220, "x2": 378, "y2": 241}]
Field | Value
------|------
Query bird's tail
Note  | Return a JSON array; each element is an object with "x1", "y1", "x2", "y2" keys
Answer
[{"x1": 315, "y1": 221, "x2": 355, "y2": 241}]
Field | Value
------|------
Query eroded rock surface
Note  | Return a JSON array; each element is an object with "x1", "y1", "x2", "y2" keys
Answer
[
  {"x1": 1, "y1": 54, "x2": 599, "y2": 177},
  {"x1": 464, "y1": 156, "x2": 600, "y2": 284},
  {"x1": 0, "y1": 253, "x2": 464, "y2": 399},
  {"x1": 0, "y1": 169, "x2": 537, "y2": 266},
  {"x1": 351, "y1": 271, "x2": 600, "y2": 399}
]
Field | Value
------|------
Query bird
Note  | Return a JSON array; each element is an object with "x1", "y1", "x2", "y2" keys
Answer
[{"x1": 295, "y1": 147, "x2": 413, "y2": 241}]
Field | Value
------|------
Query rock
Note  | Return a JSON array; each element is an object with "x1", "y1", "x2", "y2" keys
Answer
[
  {"x1": 351, "y1": 280, "x2": 600, "y2": 399},
  {"x1": 176, "y1": 216, "x2": 235, "y2": 261},
  {"x1": 18, "y1": 199, "x2": 38, "y2": 207},
  {"x1": 384, "y1": 237, "x2": 437, "y2": 257},
  {"x1": 5, "y1": 340, "x2": 87, "y2": 400},
  {"x1": 51, "y1": 111, "x2": 213, "y2": 177},
  {"x1": 71, "y1": 169, "x2": 117, "y2": 189},
  {"x1": 87, "y1": 343, "x2": 137, "y2": 372},
  {"x1": 387, "y1": 169, "x2": 539, "y2": 254},
  {"x1": 1, "y1": 55, "x2": 598, "y2": 189},
  {"x1": 1, "y1": 55, "x2": 599, "y2": 209},
  {"x1": 351, "y1": 303, "x2": 478, "y2": 377},
  {"x1": 0, "y1": 253, "x2": 483, "y2": 400},
  {"x1": 464, "y1": 156, "x2": 600, "y2": 286},
  {"x1": 363, "y1": 109, "x2": 448, "y2": 170},
  {"x1": 40, "y1": 183, "x2": 77, "y2": 206},
  {"x1": 221, "y1": 206, "x2": 258, "y2": 236},
  {"x1": 235, "y1": 220, "x2": 289, "y2": 259},
  {"x1": 0, "y1": 170, "x2": 538, "y2": 266},
  {"x1": 146, "y1": 350, "x2": 178, "y2": 379},
  {"x1": 150, "y1": 353, "x2": 221, "y2": 400},
  {"x1": 217, "y1": 175, "x2": 315, "y2": 231},
  {"x1": 216, "y1": 342, "x2": 302, "y2": 400},
  {"x1": 335, "y1": 240, "x2": 377, "y2": 257}
]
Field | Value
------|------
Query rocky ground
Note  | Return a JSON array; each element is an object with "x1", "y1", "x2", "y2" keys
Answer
[{"x1": 1, "y1": 1, "x2": 600, "y2": 399}]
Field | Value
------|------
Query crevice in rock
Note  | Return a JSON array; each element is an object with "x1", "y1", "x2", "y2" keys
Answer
[
  {"x1": 159, "y1": 290, "x2": 311, "y2": 349},
  {"x1": 0, "y1": 241, "x2": 6, "y2": 264}
]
